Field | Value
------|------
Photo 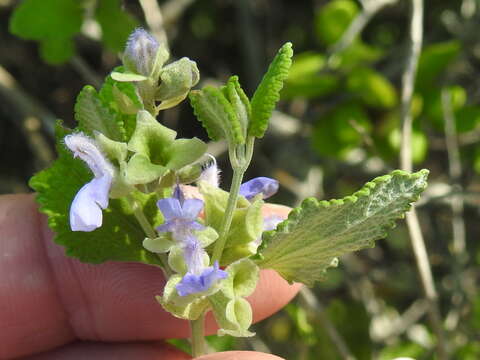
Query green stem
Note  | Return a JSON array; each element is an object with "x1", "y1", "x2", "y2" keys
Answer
[
  {"x1": 127, "y1": 195, "x2": 172, "y2": 277},
  {"x1": 211, "y1": 137, "x2": 255, "y2": 264},
  {"x1": 190, "y1": 313, "x2": 207, "y2": 357}
]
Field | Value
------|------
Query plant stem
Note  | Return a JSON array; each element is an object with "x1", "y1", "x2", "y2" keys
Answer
[
  {"x1": 211, "y1": 167, "x2": 245, "y2": 263},
  {"x1": 127, "y1": 194, "x2": 172, "y2": 277},
  {"x1": 399, "y1": 1, "x2": 448, "y2": 358},
  {"x1": 190, "y1": 313, "x2": 207, "y2": 357},
  {"x1": 211, "y1": 137, "x2": 255, "y2": 264}
]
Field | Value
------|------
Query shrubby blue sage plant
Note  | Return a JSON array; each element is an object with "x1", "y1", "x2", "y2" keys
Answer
[{"x1": 30, "y1": 28, "x2": 429, "y2": 357}]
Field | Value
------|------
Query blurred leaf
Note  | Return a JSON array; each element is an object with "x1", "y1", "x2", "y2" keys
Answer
[
  {"x1": 9, "y1": 0, "x2": 83, "y2": 64},
  {"x1": 378, "y1": 342, "x2": 425, "y2": 360},
  {"x1": 205, "y1": 334, "x2": 236, "y2": 352},
  {"x1": 39, "y1": 37, "x2": 75, "y2": 64},
  {"x1": 9, "y1": 0, "x2": 82, "y2": 39},
  {"x1": 283, "y1": 52, "x2": 339, "y2": 99},
  {"x1": 315, "y1": 0, "x2": 359, "y2": 46},
  {"x1": 455, "y1": 342, "x2": 480, "y2": 360},
  {"x1": 346, "y1": 67, "x2": 397, "y2": 109},
  {"x1": 455, "y1": 106, "x2": 480, "y2": 133},
  {"x1": 389, "y1": 127, "x2": 428, "y2": 164},
  {"x1": 327, "y1": 300, "x2": 372, "y2": 359},
  {"x1": 422, "y1": 86, "x2": 466, "y2": 130},
  {"x1": 96, "y1": 0, "x2": 138, "y2": 52},
  {"x1": 336, "y1": 41, "x2": 383, "y2": 69},
  {"x1": 312, "y1": 103, "x2": 370, "y2": 158},
  {"x1": 416, "y1": 41, "x2": 461, "y2": 92}
]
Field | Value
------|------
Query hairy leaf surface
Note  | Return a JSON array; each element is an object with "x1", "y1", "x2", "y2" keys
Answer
[
  {"x1": 249, "y1": 42, "x2": 293, "y2": 138},
  {"x1": 257, "y1": 170, "x2": 428, "y2": 286}
]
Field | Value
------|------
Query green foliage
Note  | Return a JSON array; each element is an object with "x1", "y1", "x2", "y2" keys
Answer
[
  {"x1": 9, "y1": 0, "x2": 82, "y2": 64},
  {"x1": 283, "y1": 52, "x2": 339, "y2": 99},
  {"x1": 249, "y1": 42, "x2": 293, "y2": 138},
  {"x1": 9, "y1": 0, "x2": 138, "y2": 63},
  {"x1": 75, "y1": 85, "x2": 125, "y2": 142},
  {"x1": 95, "y1": 0, "x2": 138, "y2": 52},
  {"x1": 29, "y1": 123, "x2": 162, "y2": 265},
  {"x1": 312, "y1": 103, "x2": 371, "y2": 159},
  {"x1": 416, "y1": 41, "x2": 461, "y2": 92},
  {"x1": 99, "y1": 71, "x2": 142, "y2": 140},
  {"x1": 189, "y1": 86, "x2": 244, "y2": 145},
  {"x1": 199, "y1": 182, "x2": 263, "y2": 266},
  {"x1": 346, "y1": 67, "x2": 397, "y2": 109},
  {"x1": 257, "y1": 170, "x2": 429, "y2": 286},
  {"x1": 314, "y1": 0, "x2": 358, "y2": 45}
]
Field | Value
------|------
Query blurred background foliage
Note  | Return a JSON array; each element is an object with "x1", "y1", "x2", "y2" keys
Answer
[{"x1": 1, "y1": 0, "x2": 480, "y2": 359}]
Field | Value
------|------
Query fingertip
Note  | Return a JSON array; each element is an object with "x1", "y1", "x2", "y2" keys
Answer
[{"x1": 195, "y1": 351, "x2": 284, "y2": 360}]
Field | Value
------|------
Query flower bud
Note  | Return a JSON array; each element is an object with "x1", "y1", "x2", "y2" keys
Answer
[{"x1": 123, "y1": 28, "x2": 168, "y2": 77}]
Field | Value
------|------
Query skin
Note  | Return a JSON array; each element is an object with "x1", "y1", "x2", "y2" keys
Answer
[{"x1": 0, "y1": 194, "x2": 300, "y2": 360}]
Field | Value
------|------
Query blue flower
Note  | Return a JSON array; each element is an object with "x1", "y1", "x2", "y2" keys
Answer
[
  {"x1": 176, "y1": 261, "x2": 228, "y2": 297},
  {"x1": 64, "y1": 133, "x2": 114, "y2": 232},
  {"x1": 124, "y1": 28, "x2": 161, "y2": 76},
  {"x1": 156, "y1": 186, "x2": 205, "y2": 239},
  {"x1": 239, "y1": 177, "x2": 279, "y2": 200}
]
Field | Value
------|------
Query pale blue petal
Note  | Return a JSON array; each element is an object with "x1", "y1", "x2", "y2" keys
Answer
[
  {"x1": 183, "y1": 237, "x2": 206, "y2": 274},
  {"x1": 239, "y1": 177, "x2": 279, "y2": 200},
  {"x1": 70, "y1": 181, "x2": 104, "y2": 232},
  {"x1": 176, "y1": 261, "x2": 228, "y2": 296},
  {"x1": 157, "y1": 198, "x2": 183, "y2": 220},
  {"x1": 181, "y1": 199, "x2": 204, "y2": 220}
]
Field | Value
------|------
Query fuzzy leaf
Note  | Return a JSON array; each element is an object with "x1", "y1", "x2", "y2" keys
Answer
[
  {"x1": 29, "y1": 123, "x2": 163, "y2": 265},
  {"x1": 189, "y1": 87, "x2": 244, "y2": 145},
  {"x1": 99, "y1": 71, "x2": 142, "y2": 140},
  {"x1": 75, "y1": 85, "x2": 125, "y2": 141},
  {"x1": 249, "y1": 42, "x2": 293, "y2": 138},
  {"x1": 225, "y1": 76, "x2": 250, "y2": 139},
  {"x1": 257, "y1": 170, "x2": 429, "y2": 287}
]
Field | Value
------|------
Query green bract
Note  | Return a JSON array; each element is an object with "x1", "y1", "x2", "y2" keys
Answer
[
  {"x1": 199, "y1": 181, "x2": 264, "y2": 266},
  {"x1": 209, "y1": 258, "x2": 259, "y2": 337},
  {"x1": 125, "y1": 110, "x2": 207, "y2": 185},
  {"x1": 257, "y1": 170, "x2": 429, "y2": 287}
]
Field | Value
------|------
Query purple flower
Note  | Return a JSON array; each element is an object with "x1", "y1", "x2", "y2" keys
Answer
[
  {"x1": 239, "y1": 177, "x2": 279, "y2": 200},
  {"x1": 156, "y1": 186, "x2": 205, "y2": 239},
  {"x1": 176, "y1": 261, "x2": 228, "y2": 296},
  {"x1": 64, "y1": 133, "x2": 114, "y2": 232},
  {"x1": 124, "y1": 28, "x2": 160, "y2": 76}
]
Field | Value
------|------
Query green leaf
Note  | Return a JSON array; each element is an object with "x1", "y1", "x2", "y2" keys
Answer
[
  {"x1": 39, "y1": 37, "x2": 75, "y2": 65},
  {"x1": 99, "y1": 71, "x2": 142, "y2": 140},
  {"x1": 257, "y1": 170, "x2": 429, "y2": 286},
  {"x1": 166, "y1": 138, "x2": 208, "y2": 170},
  {"x1": 314, "y1": 0, "x2": 358, "y2": 45},
  {"x1": 111, "y1": 72, "x2": 148, "y2": 82},
  {"x1": 95, "y1": 0, "x2": 138, "y2": 52},
  {"x1": 198, "y1": 182, "x2": 263, "y2": 265},
  {"x1": 9, "y1": 0, "x2": 83, "y2": 63},
  {"x1": 225, "y1": 76, "x2": 250, "y2": 138},
  {"x1": 75, "y1": 85, "x2": 125, "y2": 141},
  {"x1": 312, "y1": 103, "x2": 371, "y2": 159},
  {"x1": 283, "y1": 52, "x2": 339, "y2": 99},
  {"x1": 416, "y1": 41, "x2": 461, "y2": 92},
  {"x1": 249, "y1": 42, "x2": 293, "y2": 138},
  {"x1": 346, "y1": 67, "x2": 397, "y2": 109},
  {"x1": 29, "y1": 123, "x2": 162, "y2": 265},
  {"x1": 124, "y1": 153, "x2": 168, "y2": 185},
  {"x1": 189, "y1": 87, "x2": 244, "y2": 144}
]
